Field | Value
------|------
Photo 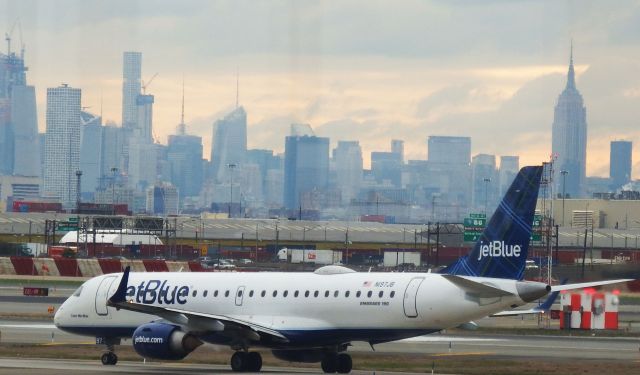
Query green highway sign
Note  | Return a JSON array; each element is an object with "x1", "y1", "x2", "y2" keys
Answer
[
  {"x1": 531, "y1": 233, "x2": 542, "y2": 241},
  {"x1": 469, "y1": 213, "x2": 486, "y2": 219},
  {"x1": 57, "y1": 226, "x2": 76, "y2": 232},
  {"x1": 68, "y1": 217, "x2": 79, "y2": 223},
  {"x1": 463, "y1": 233, "x2": 481, "y2": 242},
  {"x1": 463, "y1": 218, "x2": 486, "y2": 227},
  {"x1": 533, "y1": 215, "x2": 542, "y2": 227}
]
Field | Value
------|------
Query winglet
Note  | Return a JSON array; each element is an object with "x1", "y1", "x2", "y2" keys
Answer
[{"x1": 108, "y1": 266, "x2": 130, "y2": 306}]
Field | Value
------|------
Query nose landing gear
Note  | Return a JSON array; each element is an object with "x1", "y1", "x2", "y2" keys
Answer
[
  {"x1": 98, "y1": 337, "x2": 119, "y2": 365},
  {"x1": 101, "y1": 351, "x2": 118, "y2": 365}
]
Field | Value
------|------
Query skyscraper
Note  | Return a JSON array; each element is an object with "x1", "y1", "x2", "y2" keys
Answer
[
  {"x1": 11, "y1": 85, "x2": 39, "y2": 176},
  {"x1": 284, "y1": 132, "x2": 330, "y2": 210},
  {"x1": 426, "y1": 136, "x2": 472, "y2": 218},
  {"x1": 0, "y1": 44, "x2": 38, "y2": 176},
  {"x1": 551, "y1": 46, "x2": 587, "y2": 198},
  {"x1": 43, "y1": 85, "x2": 81, "y2": 207},
  {"x1": 391, "y1": 139, "x2": 404, "y2": 164},
  {"x1": 610, "y1": 140, "x2": 632, "y2": 190},
  {"x1": 79, "y1": 111, "x2": 102, "y2": 194},
  {"x1": 333, "y1": 141, "x2": 363, "y2": 204},
  {"x1": 122, "y1": 52, "x2": 142, "y2": 130},
  {"x1": 471, "y1": 154, "x2": 497, "y2": 212},
  {"x1": 210, "y1": 107, "x2": 247, "y2": 183},
  {"x1": 168, "y1": 124, "x2": 203, "y2": 199},
  {"x1": 498, "y1": 156, "x2": 519, "y2": 196}
]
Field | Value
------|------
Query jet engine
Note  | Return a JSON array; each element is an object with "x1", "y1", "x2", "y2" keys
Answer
[{"x1": 132, "y1": 323, "x2": 202, "y2": 360}]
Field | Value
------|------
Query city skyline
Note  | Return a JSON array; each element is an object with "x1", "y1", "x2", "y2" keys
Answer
[{"x1": 2, "y1": 1, "x2": 640, "y2": 176}]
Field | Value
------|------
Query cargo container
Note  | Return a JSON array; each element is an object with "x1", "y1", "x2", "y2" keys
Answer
[
  {"x1": 383, "y1": 251, "x2": 421, "y2": 267},
  {"x1": 277, "y1": 248, "x2": 342, "y2": 265}
]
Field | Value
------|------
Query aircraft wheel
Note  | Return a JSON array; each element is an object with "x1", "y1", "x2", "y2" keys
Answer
[
  {"x1": 231, "y1": 351, "x2": 247, "y2": 372},
  {"x1": 101, "y1": 352, "x2": 117, "y2": 365},
  {"x1": 336, "y1": 353, "x2": 352, "y2": 373},
  {"x1": 247, "y1": 352, "x2": 262, "y2": 372},
  {"x1": 321, "y1": 353, "x2": 338, "y2": 373}
]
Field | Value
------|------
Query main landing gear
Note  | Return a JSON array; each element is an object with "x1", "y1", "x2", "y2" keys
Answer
[
  {"x1": 101, "y1": 351, "x2": 118, "y2": 365},
  {"x1": 230, "y1": 351, "x2": 263, "y2": 372},
  {"x1": 321, "y1": 353, "x2": 352, "y2": 374}
]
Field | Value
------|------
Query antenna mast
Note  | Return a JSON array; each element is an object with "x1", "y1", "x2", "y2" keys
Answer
[{"x1": 236, "y1": 67, "x2": 239, "y2": 109}]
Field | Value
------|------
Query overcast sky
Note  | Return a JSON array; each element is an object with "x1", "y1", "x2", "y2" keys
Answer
[{"x1": 2, "y1": 0, "x2": 640, "y2": 175}]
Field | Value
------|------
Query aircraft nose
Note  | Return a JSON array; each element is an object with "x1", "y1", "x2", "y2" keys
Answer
[{"x1": 53, "y1": 303, "x2": 65, "y2": 328}]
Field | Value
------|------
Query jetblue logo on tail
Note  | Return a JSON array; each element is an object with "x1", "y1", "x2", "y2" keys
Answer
[{"x1": 477, "y1": 241, "x2": 521, "y2": 261}]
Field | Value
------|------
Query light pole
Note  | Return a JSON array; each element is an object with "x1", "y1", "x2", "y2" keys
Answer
[
  {"x1": 561, "y1": 170, "x2": 568, "y2": 227},
  {"x1": 227, "y1": 163, "x2": 237, "y2": 218},
  {"x1": 483, "y1": 177, "x2": 491, "y2": 216}
]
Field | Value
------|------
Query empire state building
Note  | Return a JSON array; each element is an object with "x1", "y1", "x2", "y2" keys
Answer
[{"x1": 552, "y1": 47, "x2": 587, "y2": 198}]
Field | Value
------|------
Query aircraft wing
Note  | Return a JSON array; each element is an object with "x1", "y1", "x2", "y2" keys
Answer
[
  {"x1": 441, "y1": 274, "x2": 514, "y2": 298},
  {"x1": 107, "y1": 267, "x2": 288, "y2": 343},
  {"x1": 550, "y1": 279, "x2": 633, "y2": 292}
]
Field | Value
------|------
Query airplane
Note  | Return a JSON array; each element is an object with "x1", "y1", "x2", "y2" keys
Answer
[{"x1": 54, "y1": 166, "x2": 632, "y2": 373}]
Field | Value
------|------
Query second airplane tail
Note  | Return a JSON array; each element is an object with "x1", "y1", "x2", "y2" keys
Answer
[{"x1": 442, "y1": 165, "x2": 543, "y2": 280}]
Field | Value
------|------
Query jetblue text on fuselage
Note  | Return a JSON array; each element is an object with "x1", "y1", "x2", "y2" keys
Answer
[
  {"x1": 125, "y1": 280, "x2": 189, "y2": 305},
  {"x1": 477, "y1": 241, "x2": 521, "y2": 261}
]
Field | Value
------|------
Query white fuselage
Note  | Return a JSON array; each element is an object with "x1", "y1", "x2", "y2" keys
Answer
[{"x1": 55, "y1": 271, "x2": 528, "y2": 347}]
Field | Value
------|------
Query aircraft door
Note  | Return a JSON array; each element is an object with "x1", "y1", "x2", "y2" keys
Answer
[
  {"x1": 95, "y1": 276, "x2": 117, "y2": 316},
  {"x1": 235, "y1": 286, "x2": 246, "y2": 306},
  {"x1": 403, "y1": 277, "x2": 425, "y2": 318}
]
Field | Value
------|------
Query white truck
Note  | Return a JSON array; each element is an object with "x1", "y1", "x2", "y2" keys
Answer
[
  {"x1": 383, "y1": 251, "x2": 421, "y2": 267},
  {"x1": 277, "y1": 248, "x2": 343, "y2": 265}
]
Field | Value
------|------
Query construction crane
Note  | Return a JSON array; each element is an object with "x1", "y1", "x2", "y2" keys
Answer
[
  {"x1": 5, "y1": 19, "x2": 18, "y2": 55},
  {"x1": 141, "y1": 73, "x2": 158, "y2": 95}
]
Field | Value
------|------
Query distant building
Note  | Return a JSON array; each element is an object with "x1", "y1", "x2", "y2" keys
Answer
[
  {"x1": 333, "y1": 141, "x2": 363, "y2": 204},
  {"x1": 0, "y1": 45, "x2": 38, "y2": 176},
  {"x1": 11, "y1": 85, "x2": 39, "y2": 176},
  {"x1": 136, "y1": 94, "x2": 154, "y2": 143},
  {"x1": 391, "y1": 139, "x2": 404, "y2": 164},
  {"x1": 168, "y1": 123, "x2": 203, "y2": 199},
  {"x1": 552, "y1": 46, "x2": 587, "y2": 198},
  {"x1": 498, "y1": 156, "x2": 519, "y2": 196},
  {"x1": 43, "y1": 84, "x2": 81, "y2": 208},
  {"x1": 0, "y1": 175, "x2": 41, "y2": 207},
  {"x1": 426, "y1": 136, "x2": 472, "y2": 220},
  {"x1": 210, "y1": 107, "x2": 247, "y2": 183},
  {"x1": 100, "y1": 124, "x2": 124, "y2": 188},
  {"x1": 610, "y1": 140, "x2": 632, "y2": 190},
  {"x1": 471, "y1": 154, "x2": 497, "y2": 213},
  {"x1": 146, "y1": 182, "x2": 179, "y2": 216},
  {"x1": 79, "y1": 111, "x2": 102, "y2": 195},
  {"x1": 122, "y1": 52, "x2": 142, "y2": 130},
  {"x1": 371, "y1": 151, "x2": 402, "y2": 187},
  {"x1": 284, "y1": 132, "x2": 330, "y2": 210}
]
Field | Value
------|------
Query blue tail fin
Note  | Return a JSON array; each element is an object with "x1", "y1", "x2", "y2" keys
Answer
[{"x1": 442, "y1": 165, "x2": 543, "y2": 280}]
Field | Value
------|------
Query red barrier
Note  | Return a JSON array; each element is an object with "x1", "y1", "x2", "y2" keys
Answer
[
  {"x1": 54, "y1": 258, "x2": 82, "y2": 277},
  {"x1": 188, "y1": 261, "x2": 207, "y2": 272},
  {"x1": 10, "y1": 257, "x2": 37, "y2": 275},
  {"x1": 98, "y1": 259, "x2": 122, "y2": 274},
  {"x1": 143, "y1": 260, "x2": 169, "y2": 272}
]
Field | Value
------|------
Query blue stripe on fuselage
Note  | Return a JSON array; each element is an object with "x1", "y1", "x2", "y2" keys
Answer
[{"x1": 56, "y1": 325, "x2": 439, "y2": 347}]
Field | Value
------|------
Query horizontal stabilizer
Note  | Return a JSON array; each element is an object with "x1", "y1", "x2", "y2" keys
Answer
[
  {"x1": 442, "y1": 274, "x2": 514, "y2": 298},
  {"x1": 551, "y1": 279, "x2": 633, "y2": 292}
]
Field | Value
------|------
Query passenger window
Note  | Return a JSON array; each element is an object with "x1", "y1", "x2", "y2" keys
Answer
[
  {"x1": 273, "y1": 290, "x2": 278, "y2": 297},
  {"x1": 249, "y1": 290, "x2": 254, "y2": 297},
  {"x1": 345, "y1": 291, "x2": 350, "y2": 298},
  {"x1": 214, "y1": 290, "x2": 218, "y2": 297},
  {"x1": 367, "y1": 291, "x2": 373, "y2": 298},
  {"x1": 334, "y1": 290, "x2": 339, "y2": 297},
  {"x1": 324, "y1": 290, "x2": 329, "y2": 297},
  {"x1": 192, "y1": 290, "x2": 198, "y2": 297},
  {"x1": 203, "y1": 290, "x2": 208, "y2": 297},
  {"x1": 283, "y1": 290, "x2": 288, "y2": 297},
  {"x1": 261, "y1": 290, "x2": 266, "y2": 297},
  {"x1": 356, "y1": 291, "x2": 361, "y2": 298},
  {"x1": 314, "y1": 291, "x2": 319, "y2": 298},
  {"x1": 305, "y1": 290, "x2": 310, "y2": 297},
  {"x1": 225, "y1": 290, "x2": 230, "y2": 297},
  {"x1": 294, "y1": 291, "x2": 299, "y2": 297},
  {"x1": 238, "y1": 290, "x2": 243, "y2": 297},
  {"x1": 378, "y1": 291, "x2": 384, "y2": 298},
  {"x1": 390, "y1": 291, "x2": 395, "y2": 298}
]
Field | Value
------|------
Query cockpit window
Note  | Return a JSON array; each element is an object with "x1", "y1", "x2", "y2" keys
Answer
[{"x1": 72, "y1": 285, "x2": 84, "y2": 297}]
